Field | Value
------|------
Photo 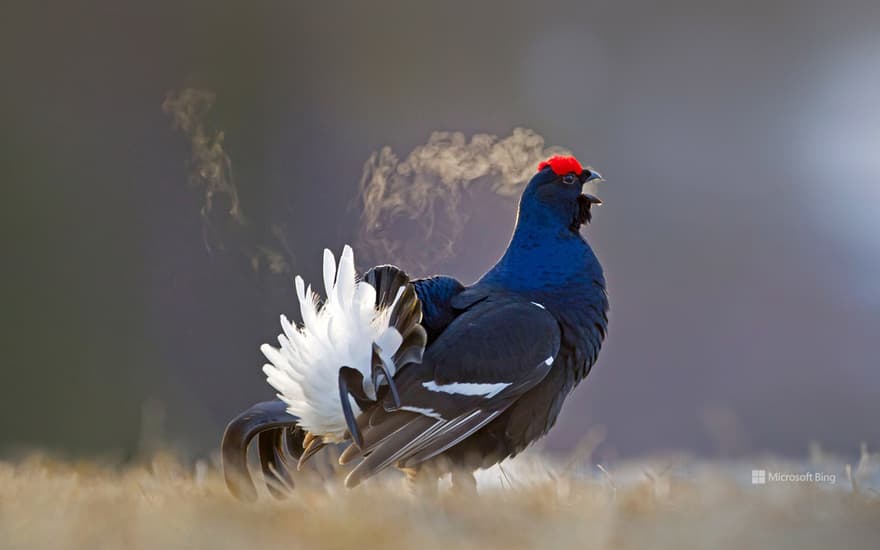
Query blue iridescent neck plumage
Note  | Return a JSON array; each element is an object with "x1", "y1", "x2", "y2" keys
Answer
[{"x1": 477, "y1": 196, "x2": 601, "y2": 293}]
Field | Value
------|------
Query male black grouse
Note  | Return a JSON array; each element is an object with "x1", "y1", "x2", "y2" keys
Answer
[{"x1": 222, "y1": 155, "x2": 609, "y2": 499}]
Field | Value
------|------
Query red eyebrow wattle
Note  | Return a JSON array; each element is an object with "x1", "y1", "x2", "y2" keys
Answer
[{"x1": 537, "y1": 155, "x2": 584, "y2": 176}]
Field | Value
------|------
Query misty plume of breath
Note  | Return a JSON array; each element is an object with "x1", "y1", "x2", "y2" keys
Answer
[
  {"x1": 357, "y1": 128, "x2": 570, "y2": 269},
  {"x1": 163, "y1": 89, "x2": 291, "y2": 275},
  {"x1": 162, "y1": 90, "x2": 242, "y2": 232},
  {"x1": 163, "y1": 92, "x2": 568, "y2": 275}
]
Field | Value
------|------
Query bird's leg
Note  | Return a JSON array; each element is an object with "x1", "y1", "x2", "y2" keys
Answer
[
  {"x1": 400, "y1": 466, "x2": 439, "y2": 498},
  {"x1": 450, "y1": 469, "x2": 478, "y2": 496}
]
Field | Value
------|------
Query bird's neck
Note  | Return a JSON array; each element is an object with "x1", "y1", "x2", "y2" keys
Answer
[{"x1": 478, "y1": 206, "x2": 599, "y2": 293}]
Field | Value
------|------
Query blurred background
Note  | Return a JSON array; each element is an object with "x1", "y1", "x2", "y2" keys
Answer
[{"x1": 1, "y1": 0, "x2": 878, "y2": 463}]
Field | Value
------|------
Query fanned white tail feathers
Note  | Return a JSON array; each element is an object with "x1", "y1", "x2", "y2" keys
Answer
[{"x1": 261, "y1": 245, "x2": 404, "y2": 441}]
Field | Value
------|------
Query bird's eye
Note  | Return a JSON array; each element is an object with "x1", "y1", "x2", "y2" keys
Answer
[{"x1": 561, "y1": 174, "x2": 577, "y2": 185}]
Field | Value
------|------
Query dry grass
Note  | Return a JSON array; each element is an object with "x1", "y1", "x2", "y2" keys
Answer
[{"x1": 1, "y1": 451, "x2": 879, "y2": 550}]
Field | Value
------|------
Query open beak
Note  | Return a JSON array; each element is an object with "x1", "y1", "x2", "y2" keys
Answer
[{"x1": 580, "y1": 169, "x2": 605, "y2": 205}]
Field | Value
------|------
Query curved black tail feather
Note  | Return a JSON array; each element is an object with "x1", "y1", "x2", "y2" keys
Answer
[{"x1": 221, "y1": 400, "x2": 305, "y2": 501}]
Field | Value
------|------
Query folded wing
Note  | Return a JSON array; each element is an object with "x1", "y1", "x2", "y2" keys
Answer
[{"x1": 343, "y1": 296, "x2": 560, "y2": 487}]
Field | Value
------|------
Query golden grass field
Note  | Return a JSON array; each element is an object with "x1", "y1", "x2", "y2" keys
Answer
[{"x1": 2, "y1": 449, "x2": 878, "y2": 550}]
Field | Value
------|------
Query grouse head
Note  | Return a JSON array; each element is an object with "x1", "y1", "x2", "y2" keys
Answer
[{"x1": 522, "y1": 155, "x2": 604, "y2": 232}]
